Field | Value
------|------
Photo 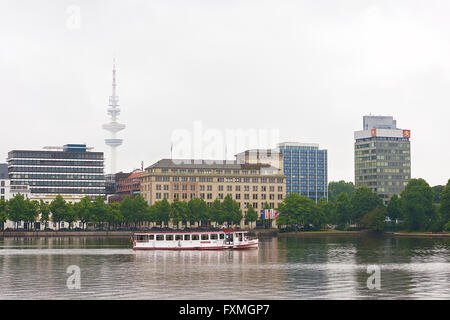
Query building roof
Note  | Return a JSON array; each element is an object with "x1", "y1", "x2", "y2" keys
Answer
[
  {"x1": 146, "y1": 159, "x2": 273, "y2": 171},
  {"x1": 0, "y1": 163, "x2": 8, "y2": 179}
]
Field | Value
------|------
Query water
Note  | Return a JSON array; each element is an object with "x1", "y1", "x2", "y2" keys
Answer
[{"x1": 0, "y1": 235, "x2": 449, "y2": 299}]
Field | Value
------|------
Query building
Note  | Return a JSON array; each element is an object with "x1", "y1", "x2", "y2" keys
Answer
[
  {"x1": 236, "y1": 142, "x2": 328, "y2": 202},
  {"x1": 7, "y1": 144, "x2": 105, "y2": 201},
  {"x1": 354, "y1": 115, "x2": 411, "y2": 203},
  {"x1": 0, "y1": 163, "x2": 11, "y2": 200},
  {"x1": 117, "y1": 169, "x2": 144, "y2": 198},
  {"x1": 140, "y1": 159, "x2": 286, "y2": 227}
]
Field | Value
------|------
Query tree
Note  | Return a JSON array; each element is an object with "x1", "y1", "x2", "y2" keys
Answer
[
  {"x1": 106, "y1": 202, "x2": 122, "y2": 230},
  {"x1": 432, "y1": 185, "x2": 445, "y2": 203},
  {"x1": 360, "y1": 207, "x2": 386, "y2": 232},
  {"x1": 387, "y1": 194, "x2": 402, "y2": 221},
  {"x1": 38, "y1": 200, "x2": 50, "y2": 229},
  {"x1": 187, "y1": 198, "x2": 209, "y2": 228},
  {"x1": 64, "y1": 202, "x2": 77, "y2": 230},
  {"x1": 317, "y1": 198, "x2": 335, "y2": 226},
  {"x1": 23, "y1": 199, "x2": 39, "y2": 230},
  {"x1": 6, "y1": 194, "x2": 26, "y2": 229},
  {"x1": 276, "y1": 193, "x2": 316, "y2": 230},
  {"x1": 0, "y1": 198, "x2": 7, "y2": 230},
  {"x1": 120, "y1": 196, "x2": 134, "y2": 228},
  {"x1": 170, "y1": 198, "x2": 188, "y2": 229},
  {"x1": 91, "y1": 196, "x2": 107, "y2": 227},
  {"x1": 221, "y1": 195, "x2": 242, "y2": 227},
  {"x1": 208, "y1": 199, "x2": 224, "y2": 226},
  {"x1": 133, "y1": 195, "x2": 149, "y2": 228},
  {"x1": 152, "y1": 198, "x2": 171, "y2": 228},
  {"x1": 439, "y1": 179, "x2": 450, "y2": 227},
  {"x1": 75, "y1": 197, "x2": 92, "y2": 229},
  {"x1": 350, "y1": 186, "x2": 383, "y2": 225},
  {"x1": 400, "y1": 178, "x2": 435, "y2": 231},
  {"x1": 328, "y1": 181, "x2": 356, "y2": 203},
  {"x1": 245, "y1": 204, "x2": 258, "y2": 227},
  {"x1": 335, "y1": 192, "x2": 351, "y2": 229},
  {"x1": 49, "y1": 195, "x2": 67, "y2": 229}
]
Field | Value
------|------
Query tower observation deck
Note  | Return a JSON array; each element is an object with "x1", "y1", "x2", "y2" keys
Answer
[{"x1": 102, "y1": 62, "x2": 125, "y2": 174}]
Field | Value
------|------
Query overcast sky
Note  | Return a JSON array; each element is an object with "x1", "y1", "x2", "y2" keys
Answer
[{"x1": 1, "y1": 0, "x2": 449, "y2": 186}]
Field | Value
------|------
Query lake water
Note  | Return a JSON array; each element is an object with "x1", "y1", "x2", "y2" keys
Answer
[{"x1": 0, "y1": 235, "x2": 449, "y2": 299}]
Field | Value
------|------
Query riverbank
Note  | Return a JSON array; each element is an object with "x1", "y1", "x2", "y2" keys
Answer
[
  {"x1": 0, "y1": 230, "x2": 133, "y2": 238},
  {"x1": 388, "y1": 232, "x2": 450, "y2": 238},
  {"x1": 277, "y1": 230, "x2": 365, "y2": 237}
]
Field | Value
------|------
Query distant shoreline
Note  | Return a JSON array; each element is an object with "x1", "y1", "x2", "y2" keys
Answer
[{"x1": 1, "y1": 229, "x2": 449, "y2": 238}]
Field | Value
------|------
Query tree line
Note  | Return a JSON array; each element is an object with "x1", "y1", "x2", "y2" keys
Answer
[
  {"x1": 0, "y1": 194, "x2": 252, "y2": 231},
  {"x1": 277, "y1": 178, "x2": 450, "y2": 232}
]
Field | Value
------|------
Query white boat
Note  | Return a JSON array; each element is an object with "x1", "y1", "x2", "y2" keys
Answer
[{"x1": 132, "y1": 230, "x2": 259, "y2": 250}]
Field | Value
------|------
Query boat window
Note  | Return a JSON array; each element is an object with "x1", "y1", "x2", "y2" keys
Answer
[
  {"x1": 135, "y1": 235, "x2": 148, "y2": 242},
  {"x1": 175, "y1": 235, "x2": 183, "y2": 241},
  {"x1": 166, "y1": 235, "x2": 174, "y2": 241},
  {"x1": 184, "y1": 235, "x2": 190, "y2": 241},
  {"x1": 149, "y1": 235, "x2": 154, "y2": 240},
  {"x1": 201, "y1": 234, "x2": 209, "y2": 240},
  {"x1": 156, "y1": 235, "x2": 164, "y2": 241},
  {"x1": 192, "y1": 234, "x2": 200, "y2": 240},
  {"x1": 219, "y1": 234, "x2": 225, "y2": 239},
  {"x1": 210, "y1": 234, "x2": 218, "y2": 240}
]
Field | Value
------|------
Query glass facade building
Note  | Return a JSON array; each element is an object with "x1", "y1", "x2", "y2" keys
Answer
[
  {"x1": 277, "y1": 143, "x2": 328, "y2": 202},
  {"x1": 7, "y1": 144, "x2": 105, "y2": 199}
]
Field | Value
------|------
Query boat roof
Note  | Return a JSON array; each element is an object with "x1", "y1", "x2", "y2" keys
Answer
[{"x1": 134, "y1": 230, "x2": 248, "y2": 235}]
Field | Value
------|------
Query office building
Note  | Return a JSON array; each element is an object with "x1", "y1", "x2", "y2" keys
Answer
[
  {"x1": 354, "y1": 115, "x2": 411, "y2": 203},
  {"x1": 7, "y1": 144, "x2": 105, "y2": 202}
]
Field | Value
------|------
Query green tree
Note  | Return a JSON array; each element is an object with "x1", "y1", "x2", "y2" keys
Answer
[
  {"x1": 91, "y1": 196, "x2": 107, "y2": 228},
  {"x1": 23, "y1": 199, "x2": 39, "y2": 230},
  {"x1": 350, "y1": 186, "x2": 383, "y2": 225},
  {"x1": 170, "y1": 198, "x2": 188, "y2": 229},
  {"x1": 38, "y1": 200, "x2": 50, "y2": 229},
  {"x1": 120, "y1": 196, "x2": 134, "y2": 228},
  {"x1": 387, "y1": 194, "x2": 402, "y2": 221},
  {"x1": 335, "y1": 192, "x2": 351, "y2": 229},
  {"x1": 208, "y1": 199, "x2": 224, "y2": 226},
  {"x1": 432, "y1": 185, "x2": 445, "y2": 203},
  {"x1": 75, "y1": 196, "x2": 92, "y2": 229},
  {"x1": 6, "y1": 194, "x2": 27, "y2": 229},
  {"x1": 328, "y1": 181, "x2": 356, "y2": 203},
  {"x1": 245, "y1": 204, "x2": 258, "y2": 226},
  {"x1": 0, "y1": 198, "x2": 7, "y2": 230},
  {"x1": 400, "y1": 178, "x2": 435, "y2": 231},
  {"x1": 360, "y1": 207, "x2": 386, "y2": 232},
  {"x1": 64, "y1": 202, "x2": 77, "y2": 230},
  {"x1": 133, "y1": 195, "x2": 149, "y2": 228},
  {"x1": 106, "y1": 202, "x2": 122, "y2": 230},
  {"x1": 276, "y1": 193, "x2": 316, "y2": 230},
  {"x1": 49, "y1": 195, "x2": 67, "y2": 229},
  {"x1": 221, "y1": 195, "x2": 242, "y2": 227},
  {"x1": 317, "y1": 198, "x2": 335, "y2": 226},
  {"x1": 152, "y1": 198, "x2": 171, "y2": 228},
  {"x1": 439, "y1": 179, "x2": 450, "y2": 227}
]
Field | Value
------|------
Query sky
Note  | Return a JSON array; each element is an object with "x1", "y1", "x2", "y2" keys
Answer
[{"x1": 0, "y1": 0, "x2": 449, "y2": 186}]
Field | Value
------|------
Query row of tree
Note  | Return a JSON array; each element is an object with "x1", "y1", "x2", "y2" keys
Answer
[
  {"x1": 277, "y1": 178, "x2": 450, "y2": 232},
  {"x1": 1, "y1": 177, "x2": 448, "y2": 232},
  {"x1": 0, "y1": 194, "x2": 251, "y2": 230}
]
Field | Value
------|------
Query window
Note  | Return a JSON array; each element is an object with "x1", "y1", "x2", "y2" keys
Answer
[
  {"x1": 156, "y1": 235, "x2": 164, "y2": 241},
  {"x1": 210, "y1": 234, "x2": 218, "y2": 240},
  {"x1": 165, "y1": 235, "x2": 174, "y2": 241},
  {"x1": 201, "y1": 234, "x2": 209, "y2": 240},
  {"x1": 175, "y1": 235, "x2": 183, "y2": 241},
  {"x1": 219, "y1": 234, "x2": 225, "y2": 239},
  {"x1": 192, "y1": 234, "x2": 200, "y2": 240},
  {"x1": 149, "y1": 235, "x2": 154, "y2": 240},
  {"x1": 184, "y1": 235, "x2": 190, "y2": 241}
]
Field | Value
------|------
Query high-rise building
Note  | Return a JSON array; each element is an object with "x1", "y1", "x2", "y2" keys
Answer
[
  {"x1": 7, "y1": 144, "x2": 105, "y2": 202},
  {"x1": 236, "y1": 142, "x2": 328, "y2": 202},
  {"x1": 102, "y1": 62, "x2": 125, "y2": 174},
  {"x1": 354, "y1": 115, "x2": 411, "y2": 203}
]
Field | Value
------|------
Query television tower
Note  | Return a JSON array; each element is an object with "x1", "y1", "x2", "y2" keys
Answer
[{"x1": 102, "y1": 61, "x2": 125, "y2": 174}]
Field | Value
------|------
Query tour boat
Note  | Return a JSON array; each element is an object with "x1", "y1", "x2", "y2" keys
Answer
[{"x1": 132, "y1": 230, "x2": 258, "y2": 250}]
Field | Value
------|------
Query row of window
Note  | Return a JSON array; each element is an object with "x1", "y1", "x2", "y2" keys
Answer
[
  {"x1": 11, "y1": 181, "x2": 105, "y2": 187},
  {"x1": 9, "y1": 152, "x2": 103, "y2": 160},
  {"x1": 8, "y1": 160, "x2": 104, "y2": 167},
  {"x1": 30, "y1": 188, "x2": 105, "y2": 194},
  {"x1": 10, "y1": 174, "x2": 105, "y2": 180},
  {"x1": 137, "y1": 233, "x2": 226, "y2": 242},
  {"x1": 152, "y1": 176, "x2": 284, "y2": 183},
  {"x1": 9, "y1": 167, "x2": 104, "y2": 173}
]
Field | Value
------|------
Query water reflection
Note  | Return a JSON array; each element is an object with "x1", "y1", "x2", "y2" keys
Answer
[{"x1": 0, "y1": 236, "x2": 448, "y2": 299}]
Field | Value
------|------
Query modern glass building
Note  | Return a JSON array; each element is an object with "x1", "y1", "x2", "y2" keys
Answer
[
  {"x1": 354, "y1": 116, "x2": 411, "y2": 204},
  {"x1": 277, "y1": 142, "x2": 328, "y2": 201},
  {"x1": 7, "y1": 144, "x2": 105, "y2": 200}
]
